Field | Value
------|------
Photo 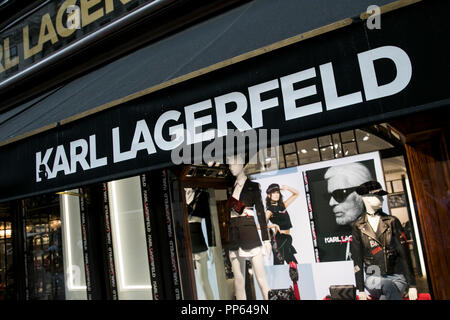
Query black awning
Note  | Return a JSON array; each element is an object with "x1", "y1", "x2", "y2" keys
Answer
[{"x1": 0, "y1": 0, "x2": 396, "y2": 144}]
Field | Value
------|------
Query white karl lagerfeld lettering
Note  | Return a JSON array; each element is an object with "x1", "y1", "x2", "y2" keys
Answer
[
  {"x1": 358, "y1": 46, "x2": 412, "y2": 101},
  {"x1": 35, "y1": 134, "x2": 108, "y2": 182},
  {"x1": 280, "y1": 67, "x2": 322, "y2": 120},
  {"x1": 249, "y1": 79, "x2": 280, "y2": 128},
  {"x1": 215, "y1": 92, "x2": 252, "y2": 137},
  {"x1": 113, "y1": 119, "x2": 157, "y2": 163},
  {"x1": 319, "y1": 62, "x2": 363, "y2": 110},
  {"x1": 35, "y1": 45, "x2": 412, "y2": 182}
]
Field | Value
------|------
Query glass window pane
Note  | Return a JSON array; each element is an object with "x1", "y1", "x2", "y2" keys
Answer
[
  {"x1": 332, "y1": 134, "x2": 343, "y2": 158},
  {"x1": 342, "y1": 142, "x2": 358, "y2": 156},
  {"x1": 24, "y1": 194, "x2": 66, "y2": 300},
  {"x1": 108, "y1": 176, "x2": 152, "y2": 300},
  {"x1": 341, "y1": 130, "x2": 355, "y2": 143},
  {"x1": 60, "y1": 190, "x2": 87, "y2": 300},
  {"x1": 356, "y1": 129, "x2": 393, "y2": 154},
  {"x1": 296, "y1": 139, "x2": 320, "y2": 164},
  {"x1": 320, "y1": 145, "x2": 334, "y2": 160},
  {"x1": 318, "y1": 135, "x2": 332, "y2": 147},
  {"x1": 392, "y1": 180, "x2": 404, "y2": 193},
  {"x1": 283, "y1": 143, "x2": 296, "y2": 154},
  {"x1": 285, "y1": 153, "x2": 298, "y2": 167}
]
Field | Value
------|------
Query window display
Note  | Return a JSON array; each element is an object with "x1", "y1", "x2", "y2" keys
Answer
[
  {"x1": 0, "y1": 204, "x2": 13, "y2": 300},
  {"x1": 227, "y1": 154, "x2": 271, "y2": 300},
  {"x1": 24, "y1": 194, "x2": 66, "y2": 300},
  {"x1": 185, "y1": 187, "x2": 216, "y2": 300}
]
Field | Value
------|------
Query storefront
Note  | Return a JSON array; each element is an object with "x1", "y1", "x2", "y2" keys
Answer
[{"x1": 0, "y1": 0, "x2": 449, "y2": 301}]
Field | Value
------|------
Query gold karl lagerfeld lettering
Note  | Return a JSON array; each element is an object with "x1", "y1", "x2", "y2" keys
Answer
[
  {"x1": 22, "y1": 0, "x2": 136, "y2": 60},
  {"x1": 0, "y1": 43, "x2": 3, "y2": 73},
  {"x1": 23, "y1": 13, "x2": 59, "y2": 59},
  {"x1": 0, "y1": 38, "x2": 19, "y2": 71},
  {"x1": 81, "y1": 0, "x2": 104, "y2": 27}
]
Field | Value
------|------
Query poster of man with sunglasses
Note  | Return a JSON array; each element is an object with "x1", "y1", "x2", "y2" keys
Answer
[{"x1": 303, "y1": 152, "x2": 388, "y2": 263}]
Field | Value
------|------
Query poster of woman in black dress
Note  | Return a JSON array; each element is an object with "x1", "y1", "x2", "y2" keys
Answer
[{"x1": 265, "y1": 184, "x2": 299, "y2": 265}]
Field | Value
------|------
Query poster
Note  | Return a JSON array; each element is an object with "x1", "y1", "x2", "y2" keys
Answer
[
  {"x1": 251, "y1": 167, "x2": 316, "y2": 267},
  {"x1": 300, "y1": 152, "x2": 387, "y2": 262}
]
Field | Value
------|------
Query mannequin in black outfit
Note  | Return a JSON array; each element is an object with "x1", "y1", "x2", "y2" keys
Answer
[
  {"x1": 351, "y1": 181, "x2": 417, "y2": 300},
  {"x1": 186, "y1": 187, "x2": 216, "y2": 300}
]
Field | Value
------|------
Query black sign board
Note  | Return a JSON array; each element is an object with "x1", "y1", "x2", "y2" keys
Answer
[
  {"x1": 0, "y1": 0, "x2": 152, "y2": 83},
  {"x1": 0, "y1": 1, "x2": 449, "y2": 202}
]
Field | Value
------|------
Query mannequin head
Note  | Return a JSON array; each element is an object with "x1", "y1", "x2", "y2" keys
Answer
[
  {"x1": 362, "y1": 195, "x2": 384, "y2": 214},
  {"x1": 356, "y1": 180, "x2": 388, "y2": 214},
  {"x1": 229, "y1": 162, "x2": 244, "y2": 177},
  {"x1": 227, "y1": 154, "x2": 247, "y2": 178}
]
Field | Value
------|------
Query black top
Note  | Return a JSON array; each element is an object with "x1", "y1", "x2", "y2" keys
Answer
[
  {"x1": 267, "y1": 203, "x2": 293, "y2": 230},
  {"x1": 187, "y1": 189, "x2": 216, "y2": 247}
]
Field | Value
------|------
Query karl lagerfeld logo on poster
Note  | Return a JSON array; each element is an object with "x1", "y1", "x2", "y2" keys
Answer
[{"x1": 35, "y1": 45, "x2": 413, "y2": 183}]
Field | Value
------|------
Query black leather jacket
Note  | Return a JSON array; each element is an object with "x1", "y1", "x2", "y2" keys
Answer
[{"x1": 351, "y1": 211, "x2": 416, "y2": 291}]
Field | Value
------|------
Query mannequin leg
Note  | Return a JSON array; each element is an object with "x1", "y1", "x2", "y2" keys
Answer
[
  {"x1": 195, "y1": 253, "x2": 214, "y2": 300},
  {"x1": 250, "y1": 253, "x2": 270, "y2": 300},
  {"x1": 229, "y1": 254, "x2": 247, "y2": 300}
]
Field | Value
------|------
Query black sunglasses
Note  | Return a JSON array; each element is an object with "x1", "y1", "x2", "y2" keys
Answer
[{"x1": 330, "y1": 187, "x2": 359, "y2": 203}]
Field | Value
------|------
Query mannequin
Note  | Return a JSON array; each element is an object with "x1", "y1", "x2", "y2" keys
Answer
[
  {"x1": 351, "y1": 181, "x2": 418, "y2": 300},
  {"x1": 227, "y1": 154, "x2": 271, "y2": 300},
  {"x1": 186, "y1": 187, "x2": 215, "y2": 300}
]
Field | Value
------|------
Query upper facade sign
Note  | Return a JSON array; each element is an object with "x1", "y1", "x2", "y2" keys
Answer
[{"x1": 0, "y1": 0, "x2": 152, "y2": 84}]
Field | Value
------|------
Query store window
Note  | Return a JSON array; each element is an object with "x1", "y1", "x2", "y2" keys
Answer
[
  {"x1": 23, "y1": 194, "x2": 66, "y2": 300},
  {"x1": 172, "y1": 123, "x2": 429, "y2": 300},
  {"x1": 107, "y1": 176, "x2": 152, "y2": 300},
  {"x1": 59, "y1": 190, "x2": 87, "y2": 300},
  {"x1": 0, "y1": 203, "x2": 13, "y2": 300}
]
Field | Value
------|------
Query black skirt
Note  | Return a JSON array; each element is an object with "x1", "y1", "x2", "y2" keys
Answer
[
  {"x1": 189, "y1": 222, "x2": 208, "y2": 253},
  {"x1": 227, "y1": 216, "x2": 262, "y2": 251}
]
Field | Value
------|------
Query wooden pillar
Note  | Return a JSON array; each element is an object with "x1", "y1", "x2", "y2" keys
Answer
[{"x1": 389, "y1": 108, "x2": 450, "y2": 300}]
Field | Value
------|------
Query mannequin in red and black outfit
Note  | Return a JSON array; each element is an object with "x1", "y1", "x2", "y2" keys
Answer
[{"x1": 227, "y1": 154, "x2": 271, "y2": 300}]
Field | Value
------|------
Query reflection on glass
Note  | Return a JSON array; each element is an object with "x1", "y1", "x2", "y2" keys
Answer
[
  {"x1": 296, "y1": 139, "x2": 320, "y2": 164},
  {"x1": 320, "y1": 145, "x2": 334, "y2": 160},
  {"x1": 285, "y1": 153, "x2": 299, "y2": 167},
  {"x1": 342, "y1": 142, "x2": 358, "y2": 157},
  {"x1": 24, "y1": 195, "x2": 65, "y2": 300},
  {"x1": 0, "y1": 214, "x2": 13, "y2": 300},
  {"x1": 340, "y1": 130, "x2": 356, "y2": 143}
]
